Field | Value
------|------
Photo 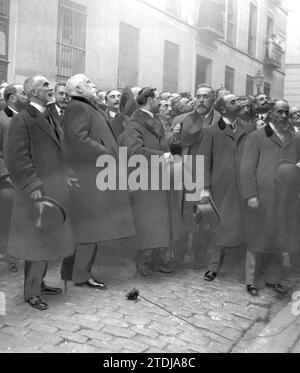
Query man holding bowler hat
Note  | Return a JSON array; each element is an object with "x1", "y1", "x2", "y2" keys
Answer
[{"x1": 6, "y1": 75, "x2": 74, "y2": 310}]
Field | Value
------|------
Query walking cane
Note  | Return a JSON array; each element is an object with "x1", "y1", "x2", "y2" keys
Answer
[{"x1": 167, "y1": 160, "x2": 174, "y2": 260}]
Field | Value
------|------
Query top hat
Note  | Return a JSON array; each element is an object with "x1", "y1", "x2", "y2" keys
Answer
[
  {"x1": 28, "y1": 196, "x2": 66, "y2": 230},
  {"x1": 193, "y1": 195, "x2": 220, "y2": 231},
  {"x1": 275, "y1": 159, "x2": 300, "y2": 195}
]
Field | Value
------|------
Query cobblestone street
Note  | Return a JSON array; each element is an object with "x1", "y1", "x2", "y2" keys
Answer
[{"x1": 0, "y1": 247, "x2": 299, "y2": 353}]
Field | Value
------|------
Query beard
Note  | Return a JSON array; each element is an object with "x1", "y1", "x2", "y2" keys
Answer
[{"x1": 277, "y1": 120, "x2": 293, "y2": 133}]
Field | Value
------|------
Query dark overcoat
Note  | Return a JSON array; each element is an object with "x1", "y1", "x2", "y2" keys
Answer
[
  {"x1": 240, "y1": 125, "x2": 300, "y2": 253},
  {"x1": 47, "y1": 103, "x2": 63, "y2": 130},
  {"x1": 179, "y1": 110, "x2": 221, "y2": 233},
  {"x1": 200, "y1": 118, "x2": 255, "y2": 247},
  {"x1": 120, "y1": 109, "x2": 184, "y2": 250},
  {"x1": 62, "y1": 96, "x2": 135, "y2": 244},
  {"x1": 6, "y1": 104, "x2": 74, "y2": 261},
  {"x1": 0, "y1": 107, "x2": 14, "y2": 178}
]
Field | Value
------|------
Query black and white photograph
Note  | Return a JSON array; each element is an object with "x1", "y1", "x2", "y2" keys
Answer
[{"x1": 0, "y1": 0, "x2": 299, "y2": 356}]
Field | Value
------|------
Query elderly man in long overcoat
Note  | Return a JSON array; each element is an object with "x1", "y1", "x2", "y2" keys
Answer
[
  {"x1": 199, "y1": 94, "x2": 256, "y2": 282},
  {"x1": 169, "y1": 85, "x2": 221, "y2": 268},
  {"x1": 120, "y1": 87, "x2": 184, "y2": 277},
  {"x1": 6, "y1": 75, "x2": 74, "y2": 310},
  {"x1": 240, "y1": 100, "x2": 300, "y2": 296},
  {"x1": 61, "y1": 74, "x2": 135, "y2": 288}
]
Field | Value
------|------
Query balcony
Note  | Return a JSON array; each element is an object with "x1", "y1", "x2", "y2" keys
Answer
[
  {"x1": 266, "y1": 0, "x2": 282, "y2": 8},
  {"x1": 196, "y1": 0, "x2": 225, "y2": 41},
  {"x1": 264, "y1": 36, "x2": 284, "y2": 69}
]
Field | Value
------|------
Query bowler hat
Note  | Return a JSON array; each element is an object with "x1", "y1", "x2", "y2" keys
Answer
[
  {"x1": 275, "y1": 159, "x2": 300, "y2": 195},
  {"x1": 193, "y1": 195, "x2": 220, "y2": 231},
  {"x1": 28, "y1": 196, "x2": 66, "y2": 229}
]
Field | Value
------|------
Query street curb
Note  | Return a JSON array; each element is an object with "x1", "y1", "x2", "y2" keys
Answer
[{"x1": 243, "y1": 298, "x2": 300, "y2": 353}]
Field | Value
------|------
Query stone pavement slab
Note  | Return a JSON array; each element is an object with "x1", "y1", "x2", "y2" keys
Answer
[{"x1": 0, "y1": 253, "x2": 299, "y2": 353}]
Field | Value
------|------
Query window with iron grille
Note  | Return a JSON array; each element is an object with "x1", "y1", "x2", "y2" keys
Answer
[
  {"x1": 225, "y1": 66, "x2": 234, "y2": 93},
  {"x1": 246, "y1": 75, "x2": 254, "y2": 96},
  {"x1": 248, "y1": 3, "x2": 257, "y2": 56},
  {"x1": 163, "y1": 41, "x2": 179, "y2": 93},
  {"x1": 0, "y1": 0, "x2": 9, "y2": 83},
  {"x1": 57, "y1": 0, "x2": 87, "y2": 81},
  {"x1": 117, "y1": 22, "x2": 139, "y2": 89},
  {"x1": 165, "y1": 0, "x2": 178, "y2": 16}
]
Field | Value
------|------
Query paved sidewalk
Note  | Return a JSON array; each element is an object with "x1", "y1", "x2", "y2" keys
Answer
[
  {"x1": 240, "y1": 281, "x2": 300, "y2": 353},
  {"x1": 0, "y1": 249, "x2": 299, "y2": 353}
]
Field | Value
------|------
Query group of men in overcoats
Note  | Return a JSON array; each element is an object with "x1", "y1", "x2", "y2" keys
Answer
[
  {"x1": 1, "y1": 73, "x2": 300, "y2": 310},
  {"x1": 4, "y1": 75, "x2": 136, "y2": 310},
  {"x1": 168, "y1": 86, "x2": 300, "y2": 297}
]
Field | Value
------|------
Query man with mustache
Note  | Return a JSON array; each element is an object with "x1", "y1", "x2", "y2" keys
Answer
[
  {"x1": 200, "y1": 94, "x2": 255, "y2": 281},
  {"x1": 6, "y1": 75, "x2": 74, "y2": 310},
  {"x1": 237, "y1": 96, "x2": 256, "y2": 125},
  {"x1": 172, "y1": 84, "x2": 220, "y2": 269},
  {"x1": 241, "y1": 100, "x2": 300, "y2": 296},
  {"x1": 47, "y1": 83, "x2": 70, "y2": 131},
  {"x1": 61, "y1": 74, "x2": 135, "y2": 289},
  {"x1": 105, "y1": 90, "x2": 121, "y2": 124},
  {"x1": 254, "y1": 94, "x2": 273, "y2": 130}
]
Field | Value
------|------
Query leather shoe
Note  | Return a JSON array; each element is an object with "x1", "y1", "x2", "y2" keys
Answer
[
  {"x1": 75, "y1": 278, "x2": 107, "y2": 290},
  {"x1": 41, "y1": 284, "x2": 62, "y2": 295},
  {"x1": 204, "y1": 271, "x2": 217, "y2": 282},
  {"x1": 247, "y1": 285, "x2": 259, "y2": 296},
  {"x1": 26, "y1": 296, "x2": 49, "y2": 311},
  {"x1": 266, "y1": 283, "x2": 288, "y2": 294}
]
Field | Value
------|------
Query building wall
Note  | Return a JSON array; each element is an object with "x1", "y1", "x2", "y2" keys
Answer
[
  {"x1": 8, "y1": 0, "x2": 58, "y2": 84},
  {"x1": 80, "y1": 0, "x2": 196, "y2": 91},
  {"x1": 284, "y1": 0, "x2": 300, "y2": 106},
  {"x1": 6, "y1": 0, "x2": 287, "y2": 97}
]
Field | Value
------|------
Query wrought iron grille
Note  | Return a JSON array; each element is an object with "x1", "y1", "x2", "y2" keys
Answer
[{"x1": 56, "y1": 0, "x2": 87, "y2": 81}]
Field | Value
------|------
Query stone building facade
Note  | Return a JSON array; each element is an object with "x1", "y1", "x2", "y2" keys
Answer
[{"x1": 1, "y1": 0, "x2": 288, "y2": 96}]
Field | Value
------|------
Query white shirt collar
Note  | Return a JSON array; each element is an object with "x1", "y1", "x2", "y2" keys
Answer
[
  {"x1": 269, "y1": 122, "x2": 285, "y2": 141},
  {"x1": 7, "y1": 106, "x2": 19, "y2": 115},
  {"x1": 141, "y1": 108, "x2": 154, "y2": 118},
  {"x1": 55, "y1": 104, "x2": 63, "y2": 116},
  {"x1": 109, "y1": 110, "x2": 117, "y2": 119},
  {"x1": 30, "y1": 102, "x2": 45, "y2": 114},
  {"x1": 258, "y1": 112, "x2": 268, "y2": 120},
  {"x1": 222, "y1": 117, "x2": 237, "y2": 126}
]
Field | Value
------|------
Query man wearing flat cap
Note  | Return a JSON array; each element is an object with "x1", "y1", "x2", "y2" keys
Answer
[{"x1": 6, "y1": 75, "x2": 74, "y2": 310}]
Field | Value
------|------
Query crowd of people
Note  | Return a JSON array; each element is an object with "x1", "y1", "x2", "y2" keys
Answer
[{"x1": 0, "y1": 74, "x2": 299, "y2": 311}]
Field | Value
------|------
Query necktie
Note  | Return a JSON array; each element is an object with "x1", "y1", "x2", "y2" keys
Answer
[
  {"x1": 59, "y1": 109, "x2": 64, "y2": 117},
  {"x1": 230, "y1": 123, "x2": 237, "y2": 133},
  {"x1": 44, "y1": 112, "x2": 60, "y2": 141}
]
